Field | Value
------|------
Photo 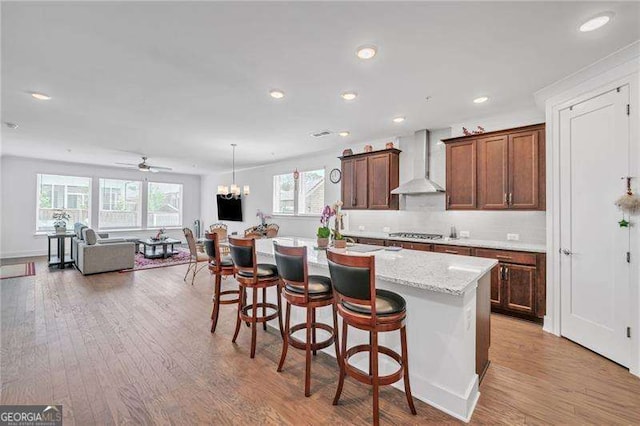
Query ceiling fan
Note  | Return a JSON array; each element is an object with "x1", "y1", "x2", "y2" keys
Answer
[{"x1": 115, "y1": 156, "x2": 172, "y2": 173}]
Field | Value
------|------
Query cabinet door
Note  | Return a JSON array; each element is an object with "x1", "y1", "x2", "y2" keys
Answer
[
  {"x1": 490, "y1": 264, "x2": 503, "y2": 308},
  {"x1": 504, "y1": 264, "x2": 536, "y2": 315},
  {"x1": 368, "y1": 153, "x2": 391, "y2": 209},
  {"x1": 357, "y1": 237, "x2": 385, "y2": 246},
  {"x1": 353, "y1": 157, "x2": 368, "y2": 209},
  {"x1": 446, "y1": 140, "x2": 477, "y2": 209},
  {"x1": 478, "y1": 135, "x2": 508, "y2": 209},
  {"x1": 508, "y1": 130, "x2": 540, "y2": 209},
  {"x1": 341, "y1": 159, "x2": 355, "y2": 209}
]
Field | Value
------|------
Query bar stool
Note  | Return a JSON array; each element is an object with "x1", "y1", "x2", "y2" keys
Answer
[
  {"x1": 203, "y1": 232, "x2": 238, "y2": 334},
  {"x1": 228, "y1": 236, "x2": 284, "y2": 358},
  {"x1": 273, "y1": 241, "x2": 340, "y2": 397},
  {"x1": 327, "y1": 250, "x2": 417, "y2": 426}
]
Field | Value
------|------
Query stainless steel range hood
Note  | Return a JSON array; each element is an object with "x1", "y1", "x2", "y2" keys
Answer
[{"x1": 391, "y1": 129, "x2": 444, "y2": 194}]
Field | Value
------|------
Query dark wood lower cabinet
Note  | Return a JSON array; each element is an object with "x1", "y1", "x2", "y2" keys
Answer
[
  {"x1": 349, "y1": 236, "x2": 546, "y2": 322},
  {"x1": 504, "y1": 264, "x2": 536, "y2": 315}
]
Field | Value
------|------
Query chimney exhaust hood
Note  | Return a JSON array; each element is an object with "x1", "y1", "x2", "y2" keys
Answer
[{"x1": 391, "y1": 129, "x2": 444, "y2": 195}]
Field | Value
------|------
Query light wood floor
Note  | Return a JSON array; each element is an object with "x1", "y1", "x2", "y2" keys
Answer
[{"x1": 1, "y1": 257, "x2": 639, "y2": 425}]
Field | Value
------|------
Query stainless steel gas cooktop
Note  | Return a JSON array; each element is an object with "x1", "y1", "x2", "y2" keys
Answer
[{"x1": 388, "y1": 232, "x2": 443, "y2": 240}]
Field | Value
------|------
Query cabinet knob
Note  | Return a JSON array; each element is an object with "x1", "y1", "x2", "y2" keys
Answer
[{"x1": 561, "y1": 249, "x2": 572, "y2": 256}]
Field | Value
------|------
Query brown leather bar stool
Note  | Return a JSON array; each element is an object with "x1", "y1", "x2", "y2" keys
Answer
[
  {"x1": 203, "y1": 232, "x2": 238, "y2": 333},
  {"x1": 228, "y1": 236, "x2": 284, "y2": 358},
  {"x1": 273, "y1": 241, "x2": 340, "y2": 397},
  {"x1": 327, "y1": 250, "x2": 417, "y2": 426}
]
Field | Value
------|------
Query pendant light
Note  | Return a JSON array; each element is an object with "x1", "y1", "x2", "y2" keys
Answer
[{"x1": 217, "y1": 144, "x2": 250, "y2": 199}]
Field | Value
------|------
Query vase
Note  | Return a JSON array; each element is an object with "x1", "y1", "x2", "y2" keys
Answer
[
  {"x1": 317, "y1": 237, "x2": 329, "y2": 248},
  {"x1": 54, "y1": 225, "x2": 67, "y2": 234},
  {"x1": 333, "y1": 239, "x2": 347, "y2": 249}
]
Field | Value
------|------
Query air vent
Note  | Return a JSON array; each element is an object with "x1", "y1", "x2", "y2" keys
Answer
[{"x1": 311, "y1": 130, "x2": 332, "y2": 138}]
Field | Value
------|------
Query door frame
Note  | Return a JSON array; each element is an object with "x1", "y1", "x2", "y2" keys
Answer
[{"x1": 542, "y1": 52, "x2": 639, "y2": 376}]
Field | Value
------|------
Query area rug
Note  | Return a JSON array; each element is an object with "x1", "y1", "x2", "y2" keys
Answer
[
  {"x1": 121, "y1": 248, "x2": 192, "y2": 272},
  {"x1": 0, "y1": 262, "x2": 36, "y2": 280}
]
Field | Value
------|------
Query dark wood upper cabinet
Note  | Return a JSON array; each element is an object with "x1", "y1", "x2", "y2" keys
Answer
[
  {"x1": 445, "y1": 140, "x2": 477, "y2": 209},
  {"x1": 478, "y1": 135, "x2": 509, "y2": 209},
  {"x1": 509, "y1": 129, "x2": 543, "y2": 209},
  {"x1": 340, "y1": 149, "x2": 400, "y2": 210},
  {"x1": 444, "y1": 123, "x2": 545, "y2": 211}
]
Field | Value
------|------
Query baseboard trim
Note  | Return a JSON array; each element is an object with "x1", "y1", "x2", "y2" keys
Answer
[{"x1": 1, "y1": 250, "x2": 49, "y2": 260}]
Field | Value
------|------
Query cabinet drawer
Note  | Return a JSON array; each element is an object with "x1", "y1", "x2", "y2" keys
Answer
[
  {"x1": 386, "y1": 240, "x2": 432, "y2": 251},
  {"x1": 356, "y1": 238, "x2": 386, "y2": 246},
  {"x1": 475, "y1": 248, "x2": 537, "y2": 266},
  {"x1": 433, "y1": 245, "x2": 473, "y2": 256}
]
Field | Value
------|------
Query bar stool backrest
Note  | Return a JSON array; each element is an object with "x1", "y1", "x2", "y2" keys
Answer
[
  {"x1": 228, "y1": 236, "x2": 257, "y2": 275},
  {"x1": 273, "y1": 242, "x2": 309, "y2": 300},
  {"x1": 327, "y1": 250, "x2": 377, "y2": 320},
  {"x1": 203, "y1": 232, "x2": 222, "y2": 266}
]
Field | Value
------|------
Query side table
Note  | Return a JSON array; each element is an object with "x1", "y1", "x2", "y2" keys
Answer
[{"x1": 48, "y1": 232, "x2": 76, "y2": 269}]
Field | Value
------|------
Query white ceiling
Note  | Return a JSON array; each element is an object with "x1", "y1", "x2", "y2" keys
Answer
[{"x1": 2, "y1": 1, "x2": 639, "y2": 175}]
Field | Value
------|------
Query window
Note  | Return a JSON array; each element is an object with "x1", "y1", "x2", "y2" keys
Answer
[
  {"x1": 36, "y1": 174, "x2": 91, "y2": 231},
  {"x1": 273, "y1": 169, "x2": 325, "y2": 215},
  {"x1": 147, "y1": 182, "x2": 183, "y2": 228},
  {"x1": 99, "y1": 179, "x2": 142, "y2": 229}
]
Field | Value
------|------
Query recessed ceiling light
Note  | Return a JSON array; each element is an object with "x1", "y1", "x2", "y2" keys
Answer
[
  {"x1": 580, "y1": 12, "x2": 614, "y2": 32},
  {"x1": 356, "y1": 45, "x2": 377, "y2": 60},
  {"x1": 341, "y1": 92, "x2": 358, "y2": 101},
  {"x1": 473, "y1": 96, "x2": 489, "y2": 104},
  {"x1": 269, "y1": 89, "x2": 285, "y2": 99},
  {"x1": 393, "y1": 116, "x2": 405, "y2": 123},
  {"x1": 3, "y1": 122, "x2": 18, "y2": 129},
  {"x1": 30, "y1": 92, "x2": 51, "y2": 100},
  {"x1": 339, "y1": 131, "x2": 350, "y2": 137}
]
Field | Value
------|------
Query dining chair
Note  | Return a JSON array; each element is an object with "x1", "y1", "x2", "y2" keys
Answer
[
  {"x1": 183, "y1": 227, "x2": 209, "y2": 285},
  {"x1": 209, "y1": 222, "x2": 230, "y2": 255},
  {"x1": 244, "y1": 226, "x2": 262, "y2": 239},
  {"x1": 265, "y1": 223, "x2": 279, "y2": 238}
]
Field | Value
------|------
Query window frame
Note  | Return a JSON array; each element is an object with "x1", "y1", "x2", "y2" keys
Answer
[
  {"x1": 35, "y1": 173, "x2": 93, "y2": 232},
  {"x1": 146, "y1": 181, "x2": 184, "y2": 229},
  {"x1": 272, "y1": 168, "x2": 325, "y2": 217}
]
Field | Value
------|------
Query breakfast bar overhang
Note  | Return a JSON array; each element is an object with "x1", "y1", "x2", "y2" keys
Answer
[{"x1": 255, "y1": 237, "x2": 497, "y2": 422}]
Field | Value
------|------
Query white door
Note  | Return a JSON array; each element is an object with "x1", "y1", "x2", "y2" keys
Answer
[{"x1": 559, "y1": 85, "x2": 631, "y2": 367}]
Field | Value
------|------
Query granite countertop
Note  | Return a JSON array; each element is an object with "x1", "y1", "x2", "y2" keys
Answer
[
  {"x1": 255, "y1": 237, "x2": 497, "y2": 296},
  {"x1": 341, "y1": 230, "x2": 546, "y2": 253}
]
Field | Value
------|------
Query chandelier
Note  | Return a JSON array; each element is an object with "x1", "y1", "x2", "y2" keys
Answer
[{"x1": 217, "y1": 144, "x2": 250, "y2": 199}]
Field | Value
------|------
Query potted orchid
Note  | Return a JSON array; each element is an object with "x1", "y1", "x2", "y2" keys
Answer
[
  {"x1": 52, "y1": 209, "x2": 71, "y2": 234},
  {"x1": 332, "y1": 200, "x2": 347, "y2": 249},
  {"x1": 317, "y1": 205, "x2": 334, "y2": 248},
  {"x1": 256, "y1": 209, "x2": 273, "y2": 232}
]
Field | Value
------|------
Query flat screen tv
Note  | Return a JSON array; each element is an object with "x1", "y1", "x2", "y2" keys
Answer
[{"x1": 216, "y1": 195, "x2": 243, "y2": 221}]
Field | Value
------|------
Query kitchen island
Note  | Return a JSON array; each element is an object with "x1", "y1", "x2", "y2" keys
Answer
[{"x1": 255, "y1": 237, "x2": 497, "y2": 422}]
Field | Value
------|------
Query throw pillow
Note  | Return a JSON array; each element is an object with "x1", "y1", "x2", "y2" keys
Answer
[{"x1": 83, "y1": 228, "x2": 98, "y2": 245}]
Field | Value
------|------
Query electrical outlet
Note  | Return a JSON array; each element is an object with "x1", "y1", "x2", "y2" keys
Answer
[
  {"x1": 382, "y1": 226, "x2": 391, "y2": 233},
  {"x1": 507, "y1": 233, "x2": 520, "y2": 241},
  {"x1": 459, "y1": 231, "x2": 470, "y2": 238},
  {"x1": 358, "y1": 225, "x2": 365, "y2": 231}
]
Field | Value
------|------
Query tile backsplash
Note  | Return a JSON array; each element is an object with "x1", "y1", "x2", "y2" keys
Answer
[{"x1": 345, "y1": 193, "x2": 546, "y2": 244}]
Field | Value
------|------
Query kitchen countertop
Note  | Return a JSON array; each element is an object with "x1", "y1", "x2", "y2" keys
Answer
[
  {"x1": 341, "y1": 230, "x2": 546, "y2": 253},
  {"x1": 255, "y1": 237, "x2": 497, "y2": 296}
]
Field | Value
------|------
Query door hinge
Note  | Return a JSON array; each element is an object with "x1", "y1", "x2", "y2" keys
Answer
[
  {"x1": 627, "y1": 104, "x2": 630, "y2": 116},
  {"x1": 627, "y1": 252, "x2": 631, "y2": 263},
  {"x1": 627, "y1": 327, "x2": 631, "y2": 338}
]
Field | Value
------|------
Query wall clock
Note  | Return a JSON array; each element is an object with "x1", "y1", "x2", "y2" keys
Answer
[{"x1": 329, "y1": 168, "x2": 341, "y2": 184}]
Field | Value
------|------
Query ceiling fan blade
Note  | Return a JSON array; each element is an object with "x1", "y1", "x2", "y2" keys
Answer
[
  {"x1": 149, "y1": 168, "x2": 160, "y2": 173},
  {"x1": 149, "y1": 166, "x2": 172, "y2": 171},
  {"x1": 115, "y1": 162, "x2": 139, "y2": 167}
]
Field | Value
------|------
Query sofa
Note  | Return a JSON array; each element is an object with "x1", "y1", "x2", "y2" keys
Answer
[{"x1": 72, "y1": 223, "x2": 136, "y2": 275}]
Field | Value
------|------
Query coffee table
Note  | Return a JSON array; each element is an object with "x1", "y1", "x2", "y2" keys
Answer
[{"x1": 137, "y1": 238, "x2": 181, "y2": 259}]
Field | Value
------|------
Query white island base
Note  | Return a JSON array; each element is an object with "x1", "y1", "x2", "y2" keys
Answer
[{"x1": 252, "y1": 237, "x2": 496, "y2": 422}]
